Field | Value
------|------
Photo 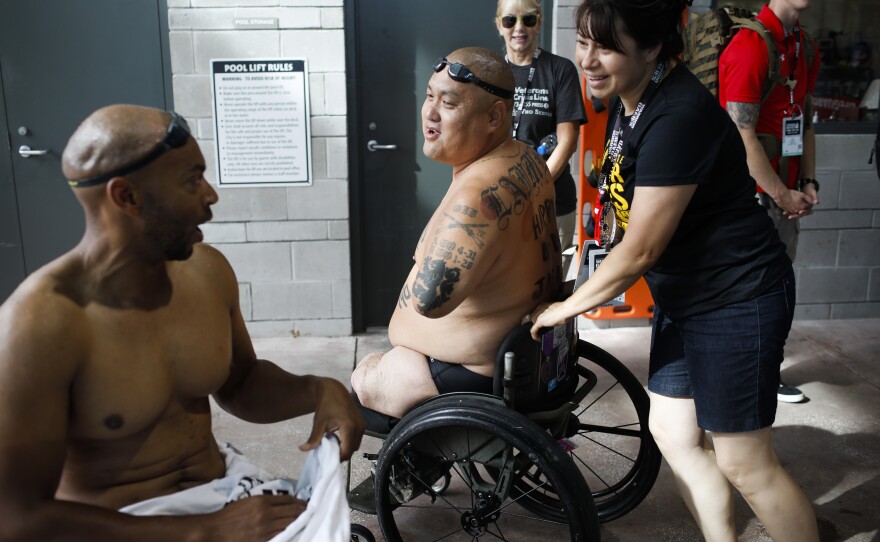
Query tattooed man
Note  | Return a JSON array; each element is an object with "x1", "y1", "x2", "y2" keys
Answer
[{"x1": 351, "y1": 47, "x2": 562, "y2": 421}]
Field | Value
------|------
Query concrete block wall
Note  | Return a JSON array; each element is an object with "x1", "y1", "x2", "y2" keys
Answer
[
  {"x1": 162, "y1": 1, "x2": 876, "y2": 338},
  {"x1": 798, "y1": 134, "x2": 880, "y2": 319},
  {"x1": 167, "y1": 0, "x2": 351, "y2": 337},
  {"x1": 552, "y1": 0, "x2": 579, "y2": 68}
]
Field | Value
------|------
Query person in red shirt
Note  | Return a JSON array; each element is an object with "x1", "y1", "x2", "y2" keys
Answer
[{"x1": 720, "y1": 0, "x2": 821, "y2": 404}]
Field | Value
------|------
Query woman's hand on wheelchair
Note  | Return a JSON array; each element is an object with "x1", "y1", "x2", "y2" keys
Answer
[{"x1": 529, "y1": 302, "x2": 567, "y2": 340}]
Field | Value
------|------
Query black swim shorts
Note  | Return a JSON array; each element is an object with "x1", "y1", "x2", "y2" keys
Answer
[{"x1": 428, "y1": 357, "x2": 494, "y2": 395}]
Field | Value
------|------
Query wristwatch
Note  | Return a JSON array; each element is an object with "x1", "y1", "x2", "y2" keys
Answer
[{"x1": 798, "y1": 178, "x2": 820, "y2": 192}]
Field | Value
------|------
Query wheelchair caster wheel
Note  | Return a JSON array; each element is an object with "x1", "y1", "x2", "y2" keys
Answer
[
  {"x1": 350, "y1": 523, "x2": 375, "y2": 542},
  {"x1": 430, "y1": 472, "x2": 451, "y2": 495}
]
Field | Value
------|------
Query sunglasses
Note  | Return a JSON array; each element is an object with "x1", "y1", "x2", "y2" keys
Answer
[
  {"x1": 433, "y1": 57, "x2": 514, "y2": 99},
  {"x1": 500, "y1": 14, "x2": 539, "y2": 28},
  {"x1": 69, "y1": 112, "x2": 192, "y2": 187}
]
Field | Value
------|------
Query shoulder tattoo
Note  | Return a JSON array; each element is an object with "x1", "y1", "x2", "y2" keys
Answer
[
  {"x1": 726, "y1": 102, "x2": 760, "y2": 129},
  {"x1": 412, "y1": 256, "x2": 461, "y2": 313},
  {"x1": 439, "y1": 212, "x2": 488, "y2": 250}
]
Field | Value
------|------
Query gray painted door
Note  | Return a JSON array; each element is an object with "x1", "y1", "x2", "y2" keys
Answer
[
  {"x1": 0, "y1": 0, "x2": 171, "y2": 301},
  {"x1": 353, "y1": 0, "x2": 551, "y2": 328}
]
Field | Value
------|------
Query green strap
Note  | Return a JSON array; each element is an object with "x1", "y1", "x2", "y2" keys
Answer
[{"x1": 729, "y1": 16, "x2": 783, "y2": 107}]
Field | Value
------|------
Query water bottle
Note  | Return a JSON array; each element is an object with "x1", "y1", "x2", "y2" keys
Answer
[{"x1": 536, "y1": 132, "x2": 558, "y2": 158}]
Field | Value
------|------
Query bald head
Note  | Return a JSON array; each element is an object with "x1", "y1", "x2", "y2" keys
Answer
[
  {"x1": 446, "y1": 47, "x2": 515, "y2": 110},
  {"x1": 62, "y1": 104, "x2": 171, "y2": 183}
]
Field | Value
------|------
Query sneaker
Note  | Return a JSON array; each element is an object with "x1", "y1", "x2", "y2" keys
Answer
[{"x1": 777, "y1": 382, "x2": 805, "y2": 403}]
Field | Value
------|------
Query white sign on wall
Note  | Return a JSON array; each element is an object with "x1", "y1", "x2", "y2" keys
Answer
[{"x1": 211, "y1": 59, "x2": 312, "y2": 187}]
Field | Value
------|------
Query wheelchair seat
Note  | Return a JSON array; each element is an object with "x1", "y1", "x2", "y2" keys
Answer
[
  {"x1": 353, "y1": 318, "x2": 579, "y2": 436},
  {"x1": 492, "y1": 319, "x2": 579, "y2": 414}
]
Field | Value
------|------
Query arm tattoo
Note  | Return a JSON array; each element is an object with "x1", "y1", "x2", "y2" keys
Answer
[
  {"x1": 452, "y1": 203, "x2": 478, "y2": 218},
  {"x1": 412, "y1": 257, "x2": 461, "y2": 313},
  {"x1": 397, "y1": 283, "x2": 411, "y2": 308},
  {"x1": 726, "y1": 102, "x2": 760, "y2": 129},
  {"x1": 430, "y1": 237, "x2": 476, "y2": 270},
  {"x1": 439, "y1": 213, "x2": 488, "y2": 250}
]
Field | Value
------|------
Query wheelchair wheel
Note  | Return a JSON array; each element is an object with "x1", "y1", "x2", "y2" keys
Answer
[
  {"x1": 513, "y1": 340, "x2": 661, "y2": 523},
  {"x1": 373, "y1": 395, "x2": 600, "y2": 541},
  {"x1": 350, "y1": 524, "x2": 376, "y2": 542}
]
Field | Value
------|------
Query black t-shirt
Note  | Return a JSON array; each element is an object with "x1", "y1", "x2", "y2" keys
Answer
[
  {"x1": 509, "y1": 50, "x2": 587, "y2": 215},
  {"x1": 603, "y1": 63, "x2": 790, "y2": 318}
]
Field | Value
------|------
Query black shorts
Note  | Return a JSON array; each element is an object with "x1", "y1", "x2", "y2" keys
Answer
[
  {"x1": 428, "y1": 357, "x2": 494, "y2": 395},
  {"x1": 648, "y1": 270, "x2": 795, "y2": 432}
]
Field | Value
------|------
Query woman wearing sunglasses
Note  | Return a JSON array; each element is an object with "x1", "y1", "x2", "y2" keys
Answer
[
  {"x1": 530, "y1": 1, "x2": 820, "y2": 540},
  {"x1": 495, "y1": 0, "x2": 587, "y2": 274}
]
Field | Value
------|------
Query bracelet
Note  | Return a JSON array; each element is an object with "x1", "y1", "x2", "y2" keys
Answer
[{"x1": 798, "y1": 178, "x2": 820, "y2": 192}]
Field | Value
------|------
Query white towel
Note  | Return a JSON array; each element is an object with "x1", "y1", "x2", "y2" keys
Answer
[
  {"x1": 273, "y1": 435, "x2": 349, "y2": 542},
  {"x1": 120, "y1": 436, "x2": 350, "y2": 541}
]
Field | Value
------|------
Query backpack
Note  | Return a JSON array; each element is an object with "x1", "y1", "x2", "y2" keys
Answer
[{"x1": 682, "y1": 7, "x2": 816, "y2": 107}]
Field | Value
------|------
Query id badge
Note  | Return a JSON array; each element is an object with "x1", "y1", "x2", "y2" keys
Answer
[
  {"x1": 576, "y1": 243, "x2": 624, "y2": 307},
  {"x1": 781, "y1": 114, "x2": 804, "y2": 157}
]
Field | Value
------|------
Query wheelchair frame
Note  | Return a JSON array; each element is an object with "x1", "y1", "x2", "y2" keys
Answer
[{"x1": 349, "y1": 321, "x2": 661, "y2": 542}]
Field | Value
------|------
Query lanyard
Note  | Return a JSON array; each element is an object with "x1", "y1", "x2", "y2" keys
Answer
[
  {"x1": 507, "y1": 48, "x2": 540, "y2": 140},
  {"x1": 784, "y1": 23, "x2": 801, "y2": 107},
  {"x1": 592, "y1": 62, "x2": 667, "y2": 246}
]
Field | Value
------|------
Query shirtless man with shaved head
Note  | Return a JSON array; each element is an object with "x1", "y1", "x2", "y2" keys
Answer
[
  {"x1": 351, "y1": 47, "x2": 562, "y2": 423},
  {"x1": 0, "y1": 104, "x2": 364, "y2": 540}
]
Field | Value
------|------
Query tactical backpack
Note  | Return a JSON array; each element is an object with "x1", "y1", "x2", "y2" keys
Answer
[
  {"x1": 683, "y1": 7, "x2": 817, "y2": 179},
  {"x1": 682, "y1": 7, "x2": 815, "y2": 107}
]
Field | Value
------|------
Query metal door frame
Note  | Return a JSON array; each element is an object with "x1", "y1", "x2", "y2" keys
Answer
[
  {"x1": 0, "y1": 67, "x2": 26, "y2": 291},
  {"x1": 0, "y1": 0, "x2": 173, "y2": 302},
  {"x1": 345, "y1": 0, "x2": 554, "y2": 331}
]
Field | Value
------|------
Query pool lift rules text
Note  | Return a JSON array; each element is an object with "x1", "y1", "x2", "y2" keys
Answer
[{"x1": 211, "y1": 59, "x2": 312, "y2": 187}]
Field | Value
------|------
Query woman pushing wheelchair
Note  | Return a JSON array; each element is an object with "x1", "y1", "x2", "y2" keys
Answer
[{"x1": 530, "y1": 1, "x2": 819, "y2": 540}]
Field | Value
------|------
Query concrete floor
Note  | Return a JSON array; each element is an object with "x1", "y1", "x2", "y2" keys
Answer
[{"x1": 212, "y1": 318, "x2": 880, "y2": 541}]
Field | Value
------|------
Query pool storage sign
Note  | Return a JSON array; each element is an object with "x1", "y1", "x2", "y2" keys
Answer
[{"x1": 211, "y1": 59, "x2": 312, "y2": 187}]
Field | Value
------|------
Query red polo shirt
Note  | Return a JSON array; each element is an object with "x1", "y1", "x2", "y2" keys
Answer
[{"x1": 719, "y1": 4, "x2": 821, "y2": 189}]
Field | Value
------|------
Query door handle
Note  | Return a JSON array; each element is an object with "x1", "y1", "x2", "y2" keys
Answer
[
  {"x1": 19, "y1": 145, "x2": 49, "y2": 158},
  {"x1": 367, "y1": 140, "x2": 397, "y2": 152}
]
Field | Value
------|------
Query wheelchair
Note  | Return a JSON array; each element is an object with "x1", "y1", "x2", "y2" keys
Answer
[{"x1": 348, "y1": 317, "x2": 661, "y2": 541}]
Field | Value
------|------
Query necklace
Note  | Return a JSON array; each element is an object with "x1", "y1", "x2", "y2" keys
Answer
[{"x1": 593, "y1": 61, "x2": 667, "y2": 247}]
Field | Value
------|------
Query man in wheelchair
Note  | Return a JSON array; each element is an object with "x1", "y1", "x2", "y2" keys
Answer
[{"x1": 350, "y1": 46, "x2": 563, "y2": 431}]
